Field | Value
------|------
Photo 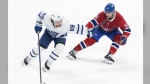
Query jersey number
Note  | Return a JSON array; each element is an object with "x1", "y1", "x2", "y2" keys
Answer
[
  {"x1": 124, "y1": 23, "x2": 129, "y2": 28},
  {"x1": 38, "y1": 11, "x2": 46, "y2": 20},
  {"x1": 70, "y1": 25, "x2": 75, "y2": 31}
]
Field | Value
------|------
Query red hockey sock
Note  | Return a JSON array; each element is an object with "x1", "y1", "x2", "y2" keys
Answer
[
  {"x1": 75, "y1": 38, "x2": 97, "y2": 52},
  {"x1": 109, "y1": 42, "x2": 120, "y2": 55},
  {"x1": 109, "y1": 46, "x2": 117, "y2": 55}
]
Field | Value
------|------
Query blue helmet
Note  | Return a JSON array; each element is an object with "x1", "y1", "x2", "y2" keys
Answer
[{"x1": 104, "y1": 3, "x2": 115, "y2": 12}]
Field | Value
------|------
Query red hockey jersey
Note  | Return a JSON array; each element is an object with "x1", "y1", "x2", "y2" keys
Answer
[{"x1": 86, "y1": 11, "x2": 131, "y2": 38}]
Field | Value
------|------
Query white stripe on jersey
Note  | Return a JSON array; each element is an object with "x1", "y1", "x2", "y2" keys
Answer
[
  {"x1": 90, "y1": 21, "x2": 95, "y2": 27},
  {"x1": 123, "y1": 31, "x2": 131, "y2": 33},
  {"x1": 94, "y1": 19, "x2": 99, "y2": 25},
  {"x1": 111, "y1": 45, "x2": 118, "y2": 50}
]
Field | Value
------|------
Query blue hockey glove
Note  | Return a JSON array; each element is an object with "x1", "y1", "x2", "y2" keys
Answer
[
  {"x1": 34, "y1": 26, "x2": 42, "y2": 34},
  {"x1": 34, "y1": 21, "x2": 43, "y2": 34},
  {"x1": 87, "y1": 25, "x2": 100, "y2": 38},
  {"x1": 119, "y1": 37, "x2": 127, "y2": 45}
]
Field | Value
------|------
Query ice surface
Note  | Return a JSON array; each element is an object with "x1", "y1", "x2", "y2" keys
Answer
[{"x1": 8, "y1": 0, "x2": 143, "y2": 84}]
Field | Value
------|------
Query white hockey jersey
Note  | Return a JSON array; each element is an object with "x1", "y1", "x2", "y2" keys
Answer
[{"x1": 36, "y1": 11, "x2": 88, "y2": 38}]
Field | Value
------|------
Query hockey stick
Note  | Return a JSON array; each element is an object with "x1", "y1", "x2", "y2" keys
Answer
[{"x1": 37, "y1": 33, "x2": 46, "y2": 84}]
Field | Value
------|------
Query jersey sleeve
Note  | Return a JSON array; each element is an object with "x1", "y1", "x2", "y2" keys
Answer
[
  {"x1": 68, "y1": 24, "x2": 88, "y2": 35},
  {"x1": 35, "y1": 11, "x2": 47, "y2": 27},
  {"x1": 85, "y1": 12, "x2": 102, "y2": 29},
  {"x1": 119, "y1": 16, "x2": 131, "y2": 38}
]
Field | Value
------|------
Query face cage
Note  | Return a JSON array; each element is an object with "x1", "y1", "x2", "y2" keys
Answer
[{"x1": 51, "y1": 19, "x2": 62, "y2": 27}]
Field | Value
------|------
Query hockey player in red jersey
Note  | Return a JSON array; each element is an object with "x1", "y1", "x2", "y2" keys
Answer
[{"x1": 66, "y1": 3, "x2": 131, "y2": 64}]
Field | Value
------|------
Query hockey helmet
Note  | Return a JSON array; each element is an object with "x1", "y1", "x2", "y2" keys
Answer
[
  {"x1": 104, "y1": 3, "x2": 115, "y2": 13},
  {"x1": 51, "y1": 12, "x2": 63, "y2": 23}
]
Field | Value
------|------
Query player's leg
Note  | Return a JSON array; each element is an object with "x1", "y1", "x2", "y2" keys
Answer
[
  {"x1": 102, "y1": 29, "x2": 122, "y2": 64},
  {"x1": 22, "y1": 46, "x2": 45, "y2": 66},
  {"x1": 22, "y1": 29, "x2": 52, "y2": 66},
  {"x1": 42, "y1": 37, "x2": 66, "y2": 72},
  {"x1": 67, "y1": 29, "x2": 104, "y2": 60}
]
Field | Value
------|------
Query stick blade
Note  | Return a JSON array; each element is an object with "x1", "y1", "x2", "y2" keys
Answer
[{"x1": 42, "y1": 82, "x2": 46, "y2": 84}]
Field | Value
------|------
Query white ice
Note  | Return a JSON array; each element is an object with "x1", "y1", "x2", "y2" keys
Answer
[{"x1": 8, "y1": 0, "x2": 143, "y2": 84}]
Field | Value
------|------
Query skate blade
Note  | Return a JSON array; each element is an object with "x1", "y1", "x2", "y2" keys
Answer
[
  {"x1": 42, "y1": 67, "x2": 48, "y2": 72},
  {"x1": 22, "y1": 61, "x2": 26, "y2": 66},
  {"x1": 66, "y1": 55, "x2": 75, "y2": 60},
  {"x1": 102, "y1": 60, "x2": 113, "y2": 65}
]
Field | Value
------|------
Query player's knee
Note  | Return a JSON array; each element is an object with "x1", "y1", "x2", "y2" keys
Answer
[
  {"x1": 55, "y1": 43, "x2": 65, "y2": 53},
  {"x1": 38, "y1": 43, "x2": 48, "y2": 49},
  {"x1": 84, "y1": 37, "x2": 97, "y2": 46},
  {"x1": 32, "y1": 46, "x2": 44, "y2": 54},
  {"x1": 113, "y1": 34, "x2": 122, "y2": 45}
]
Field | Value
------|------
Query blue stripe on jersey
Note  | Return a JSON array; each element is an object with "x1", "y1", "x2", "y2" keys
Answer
[
  {"x1": 81, "y1": 25, "x2": 83, "y2": 35},
  {"x1": 124, "y1": 28, "x2": 131, "y2": 32},
  {"x1": 30, "y1": 52, "x2": 36, "y2": 57},
  {"x1": 32, "y1": 49, "x2": 38, "y2": 55},
  {"x1": 38, "y1": 11, "x2": 42, "y2": 17},
  {"x1": 112, "y1": 43, "x2": 119, "y2": 49},
  {"x1": 80, "y1": 41, "x2": 86, "y2": 49},
  {"x1": 50, "y1": 55, "x2": 56, "y2": 60},
  {"x1": 36, "y1": 21, "x2": 42, "y2": 24},
  {"x1": 52, "y1": 51, "x2": 59, "y2": 57},
  {"x1": 76, "y1": 24, "x2": 79, "y2": 34},
  {"x1": 91, "y1": 19, "x2": 98, "y2": 26}
]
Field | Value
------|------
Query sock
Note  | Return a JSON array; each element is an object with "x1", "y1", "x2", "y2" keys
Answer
[
  {"x1": 28, "y1": 46, "x2": 44, "y2": 60},
  {"x1": 74, "y1": 37, "x2": 97, "y2": 52},
  {"x1": 109, "y1": 42, "x2": 120, "y2": 55},
  {"x1": 47, "y1": 43, "x2": 64, "y2": 65}
]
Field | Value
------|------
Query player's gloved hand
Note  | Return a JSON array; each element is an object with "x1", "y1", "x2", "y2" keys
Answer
[
  {"x1": 87, "y1": 30, "x2": 92, "y2": 38},
  {"x1": 34, "y1": 21, "x2": 43, "y2": 34},
  {"x1": 87, "y1": 25, "x2": 99, "y2": 38},
  {"x1": 34, "y1": 26, "x2": 42, "y2": 34},
  {"x1": 119, "y1": 37, "x2": 127, "y2": 45}
]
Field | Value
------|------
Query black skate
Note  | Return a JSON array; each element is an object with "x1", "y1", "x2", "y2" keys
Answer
[
  {"x1": 102, "y1": 52, "x2": 114, "y2": 65},
  {"x1": 42, "y1": 60, "x2": 50, "y2": 72},
  {"x1": 22, "y1": 56, "x2": 31, "y2": 66},
  {"x1": 66, "y1": 49, "x2": 77, "y2": 60}
]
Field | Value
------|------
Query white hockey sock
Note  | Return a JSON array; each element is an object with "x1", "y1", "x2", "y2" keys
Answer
[
  {"x1": 47, "y1": 43, "x2": 64, "y2": 65},
  {"x1": 28, "y1": 46, "x2": 44, "y2": 60}
]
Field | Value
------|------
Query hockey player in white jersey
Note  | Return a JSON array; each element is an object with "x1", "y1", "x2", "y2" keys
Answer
[{"x1": 22, "y1": 11, "x2": 88, "y2": 72}]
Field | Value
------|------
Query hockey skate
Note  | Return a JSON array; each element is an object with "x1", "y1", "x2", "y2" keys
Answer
[
  {"x1": 42, "y1": 60, "x2": 50, "y2": 72},
  {"x1": 102, "y1": 52, "x2": 114, "y2": 65},
  {"x1": 22, "y1": 56, "x2": 31, "y2": 66},
  {"x1": 66, "y1": 49, "x2": 77, "y2": 60}
]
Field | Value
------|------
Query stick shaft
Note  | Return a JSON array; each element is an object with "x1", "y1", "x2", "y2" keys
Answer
[{"x1": 38, "y1": 33, "x2": 42, "y2": 84}]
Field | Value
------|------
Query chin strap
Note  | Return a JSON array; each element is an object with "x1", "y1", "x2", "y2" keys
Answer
[{"x1": 51, "y1": 19, "x2": 55, "y2": 27}]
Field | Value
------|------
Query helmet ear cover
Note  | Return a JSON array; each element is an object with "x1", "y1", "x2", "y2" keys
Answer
[
  {"x1": 51, "y1": 19, "x2": 54, "y2": 23},
  {"x1": 51, "y1": 19, "x2": 55, "y2": 26}
]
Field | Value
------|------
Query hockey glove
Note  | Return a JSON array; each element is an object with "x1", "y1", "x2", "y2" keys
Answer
[
  {"x1": 34, "y1": 21, "x2": 43, "y2": 34},
  {"x1": 87, "y1": 25, "x2": 99, "y2": 38},
  {"x1": 119, "y1": 37, "x2": 127, "y2": 45},
  {"x1": 34, "y1": 26, "x2": 42, "y2": 34}
]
